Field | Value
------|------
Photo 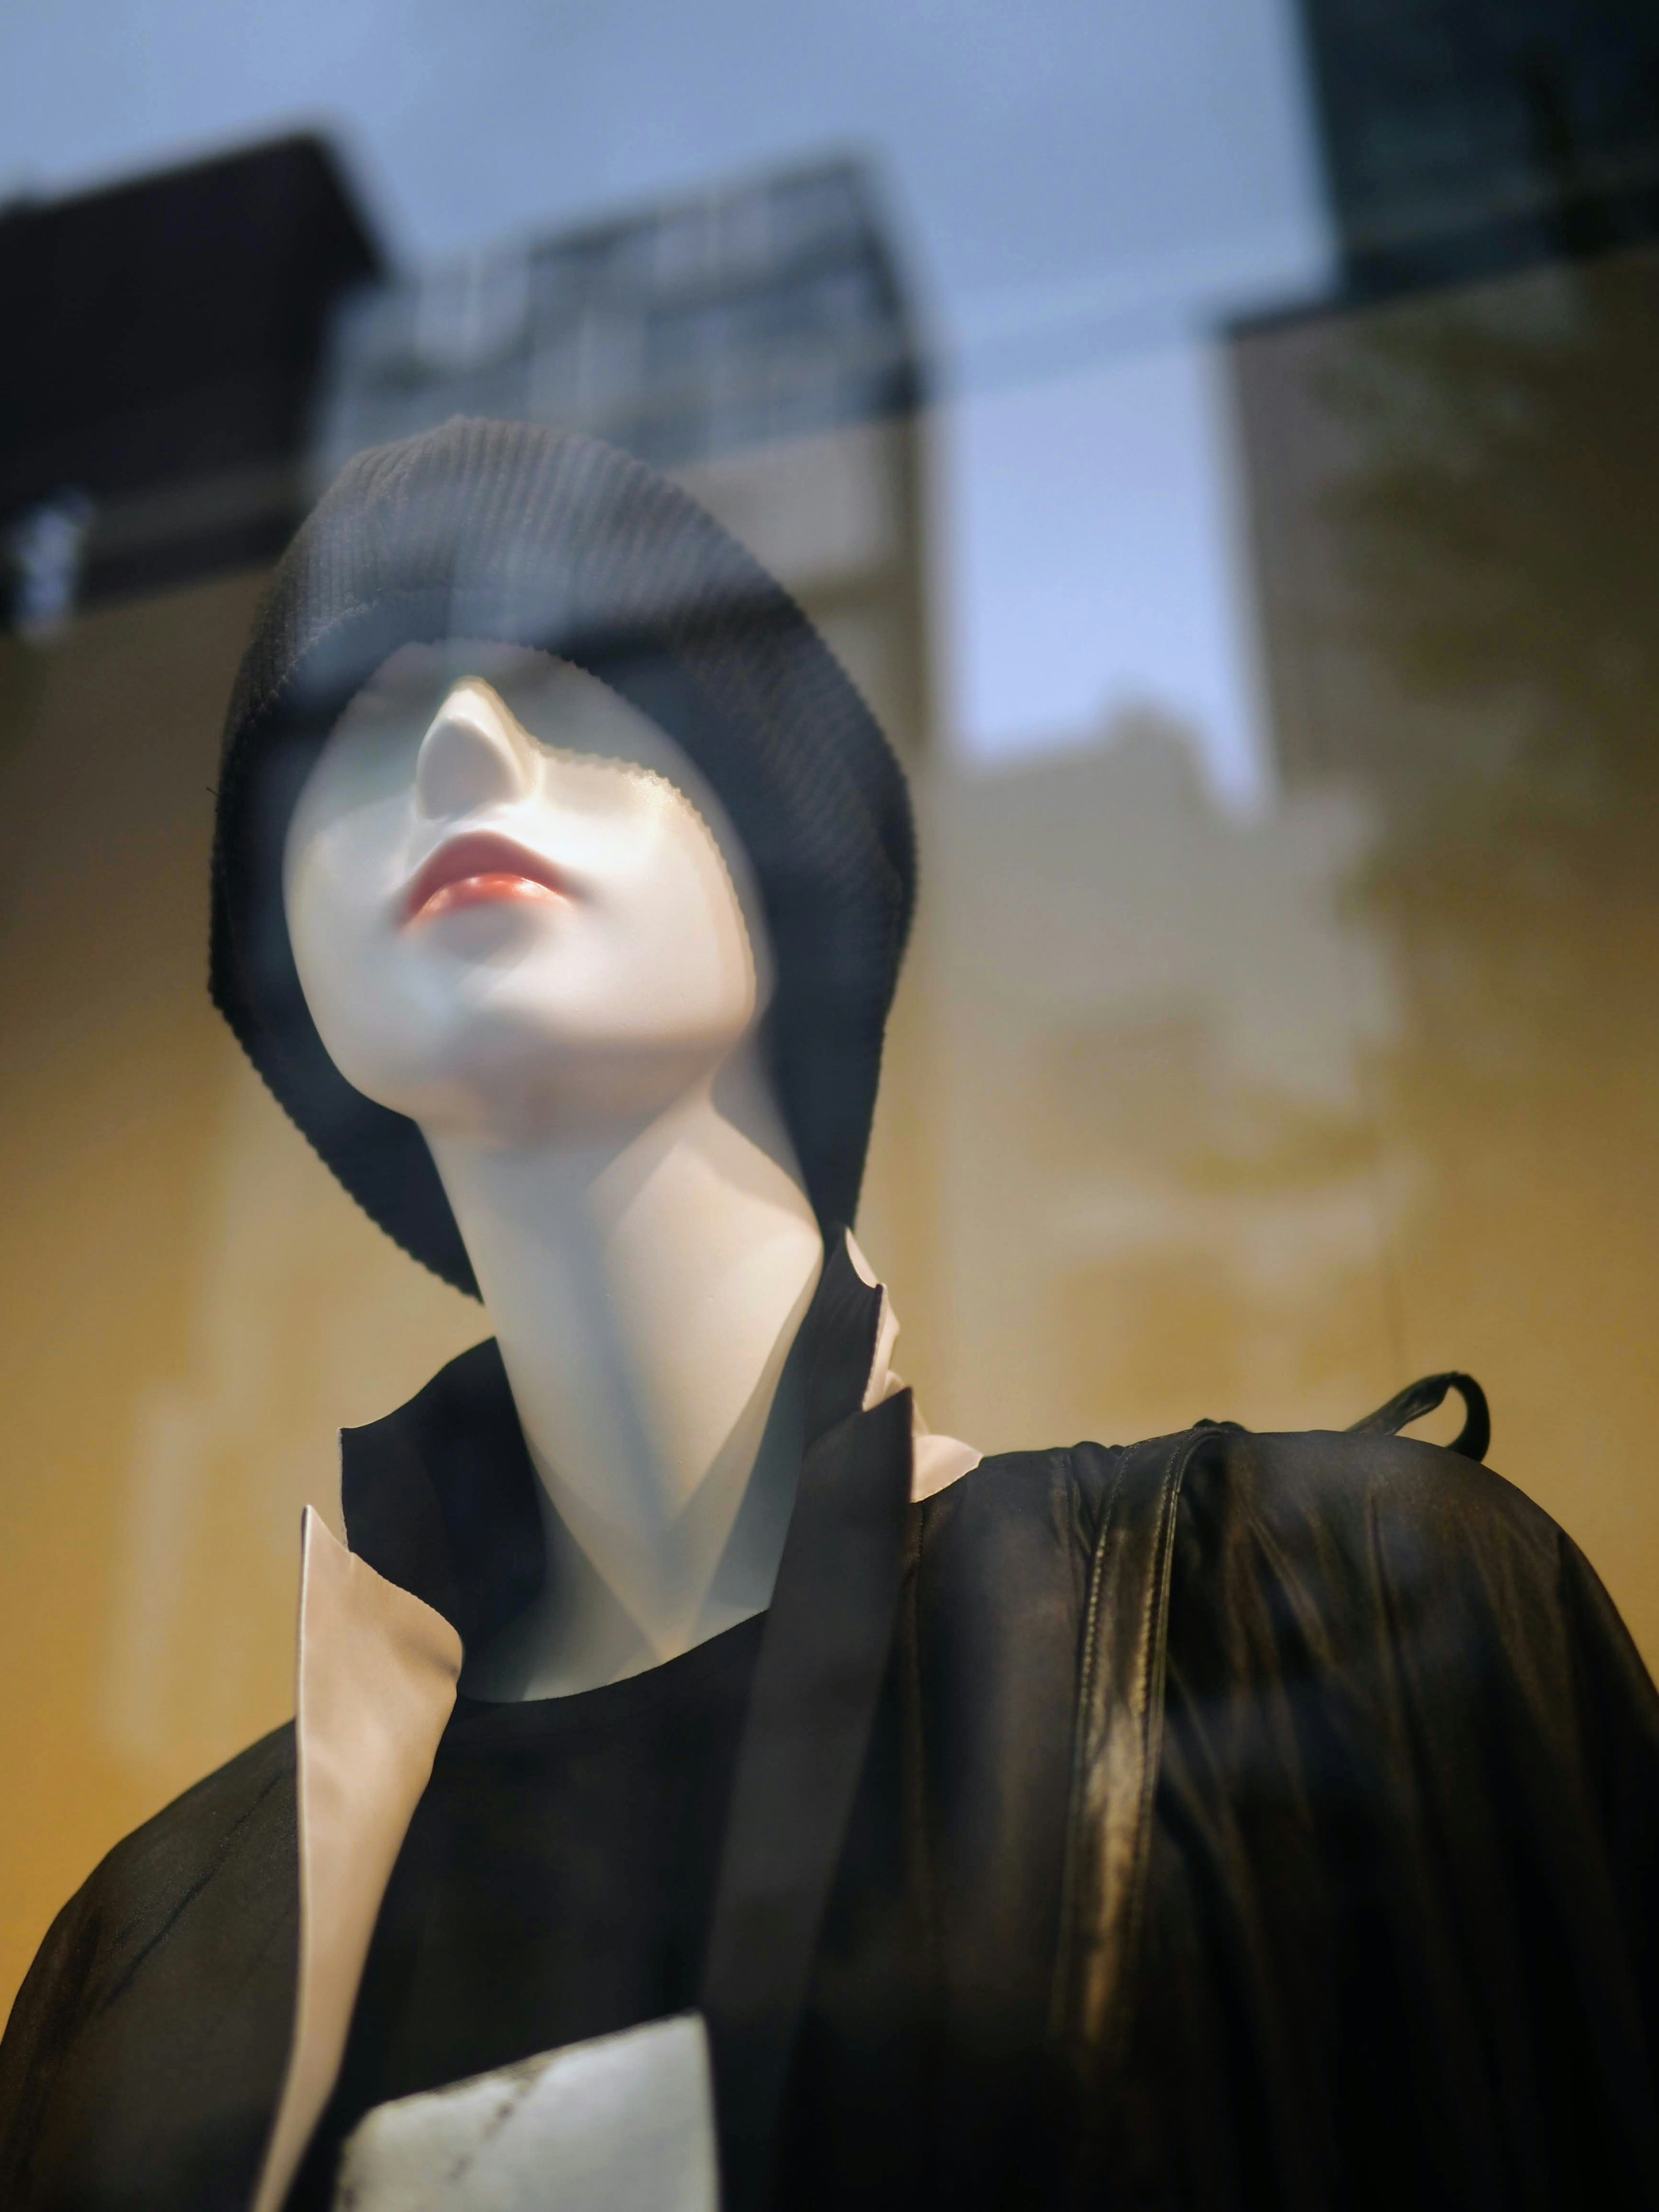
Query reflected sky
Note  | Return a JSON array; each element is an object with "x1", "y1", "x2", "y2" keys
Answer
[
  {"x1": 947, "y1": 340, "x2": 1271, "y2": 808},
  {"x1": 0, "y1": 0, "x2": 1332, "y2": 377},
  {"x1": 1, "y1": 0, "x2": 1330, "y2": 804}
]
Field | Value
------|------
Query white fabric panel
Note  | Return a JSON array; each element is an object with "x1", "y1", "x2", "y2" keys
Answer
[{"x1": 333, "y1": 2012, "x2": 720, "y2": 2212}]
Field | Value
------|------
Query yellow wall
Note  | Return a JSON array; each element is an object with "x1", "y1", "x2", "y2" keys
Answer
[
  {"x1": 0, "y1": 577, "x2": 479, "y2": 2010},
  {"x1": 868, "y1": 723, "x2": 1659, "y2": 1678}
]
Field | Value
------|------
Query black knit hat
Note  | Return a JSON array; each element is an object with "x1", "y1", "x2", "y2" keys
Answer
[{"x1": 210, "y1": 418, "x2": 915, "y2": 1298}]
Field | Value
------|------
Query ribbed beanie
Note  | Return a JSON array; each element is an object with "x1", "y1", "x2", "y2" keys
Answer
[{"x1": 210, "y1": 419, "x2": 915, "y2": 1297}]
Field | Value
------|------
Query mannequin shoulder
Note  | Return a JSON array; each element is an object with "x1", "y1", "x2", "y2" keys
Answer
[
  {"x1": 1175, "y1": 1420, "x2": 1564, "y2": 1573},
  {"x1": 937, "y1": 1422, "x2": 1560, "y2": 1554},
  {"x1": 0, "y1": 1727, "x2": 297, "y2": 2202},
  {"x1": 1160, "y1": 1423, "x2": 1643, "y2": 1713},
  {"x1": 916, "y1": 1426, "x2": 1649, "y2": 1742},
  {"x1": 3, "y1": 1724, "x2": 296, "y2": 2051},
  {"x1": 84, "y1": 1721, "x2": 296, "y2": 1922},
  {"x1": 917, "y1": 1422, "x2": 1574, "y2": 1631}
]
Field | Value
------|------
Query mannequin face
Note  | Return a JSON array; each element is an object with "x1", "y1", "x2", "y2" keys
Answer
[{"x1": 284, "y1": 642, "x2": 769, "y2": 1144}]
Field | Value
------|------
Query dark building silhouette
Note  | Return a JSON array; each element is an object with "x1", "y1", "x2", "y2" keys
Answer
[
  {"x1": 1299, "y1": 0, "x2": 1659, "y2": 298},
  {"x1": 1, "y1": 137, "x2": 381, "y2": 630}
]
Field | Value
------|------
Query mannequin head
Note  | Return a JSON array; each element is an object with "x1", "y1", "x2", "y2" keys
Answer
[
  {"x1": 284, "y1": 642, "x2": 773, "y2": 1149},
  {"x1": 212, "y1": 420, "x2": 914, "y2": 1286}
]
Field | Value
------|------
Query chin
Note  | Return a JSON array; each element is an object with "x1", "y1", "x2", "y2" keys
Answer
[{"x1": 387, "y1": 1025, "x2": 749, "y2": 1146}]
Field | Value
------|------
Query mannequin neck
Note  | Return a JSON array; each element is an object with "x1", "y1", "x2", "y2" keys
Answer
[{"x1": 424, "y1": 1043, "x2": 824, "y2": 1700}]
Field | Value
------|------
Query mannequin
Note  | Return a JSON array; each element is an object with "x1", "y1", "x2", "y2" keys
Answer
[
  {"x1": 272, "y1": 636, "x2": 851, "y2": 2202},
  {"x1": 284, "y1": 639, "x2": 826, "y2": 1697},
  {"x1": 5, "y1": 418, "x2": 1658, "y2": 2212}
]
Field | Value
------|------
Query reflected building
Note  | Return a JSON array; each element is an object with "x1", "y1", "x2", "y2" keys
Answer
[
  {"x1": 899, "y1": 221, "x2": 1659, "y2": 1694},
  {"x1": 310, "y1": 160, "x2": 931, "y2": 762},
  {"x1": 1298, "y1": 0, "x2": 1659, "y2": 297},
  {"x1": 0, "y1": 136, "x2": 380, "y2": 632},
  {"x1": 1227, "y1": 226, "x2": 1659, "y2": 1657},
  {"x1": 1189, "y1": 0, "x2": 1659, "y2": 1663},
  {"x1": 899, "y1": 1, "x2": 1659, "y2": 1686},
  {"x1": 905, "y1": 713, "x2": 1402, "y2": 1462}
]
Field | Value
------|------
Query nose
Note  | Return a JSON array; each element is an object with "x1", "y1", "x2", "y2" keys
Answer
[{"x1": 414, "y1": 681, "x2": 535, "y2": 819}]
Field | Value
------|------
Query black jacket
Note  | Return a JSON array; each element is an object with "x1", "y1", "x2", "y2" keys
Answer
[{"x1": 3, "y1": 1243, "x2": 1657, "y2": 2211}]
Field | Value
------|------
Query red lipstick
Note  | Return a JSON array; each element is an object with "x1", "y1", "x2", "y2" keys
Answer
[{"x1": 403, "y1": 832, "x2": 569, "y2": 926}]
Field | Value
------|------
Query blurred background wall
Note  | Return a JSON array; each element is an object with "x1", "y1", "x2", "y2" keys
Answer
[{"x1": 4, "y1": 0, "x2": 1659, "y2": 2013}]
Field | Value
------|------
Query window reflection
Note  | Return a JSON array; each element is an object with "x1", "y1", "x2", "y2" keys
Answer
[{"x1": 2, "y1": 3, "x2": 1658, "y2": 2135}]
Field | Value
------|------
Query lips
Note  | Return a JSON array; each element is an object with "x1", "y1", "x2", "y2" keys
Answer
[{"x1": 402, "y1": 831, "x2": 570, "y2": 926}]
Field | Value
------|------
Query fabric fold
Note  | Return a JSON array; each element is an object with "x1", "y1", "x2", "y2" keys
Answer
[{"x1": 251, "y1": 1510, "x2": 462, "y2": 2212}]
